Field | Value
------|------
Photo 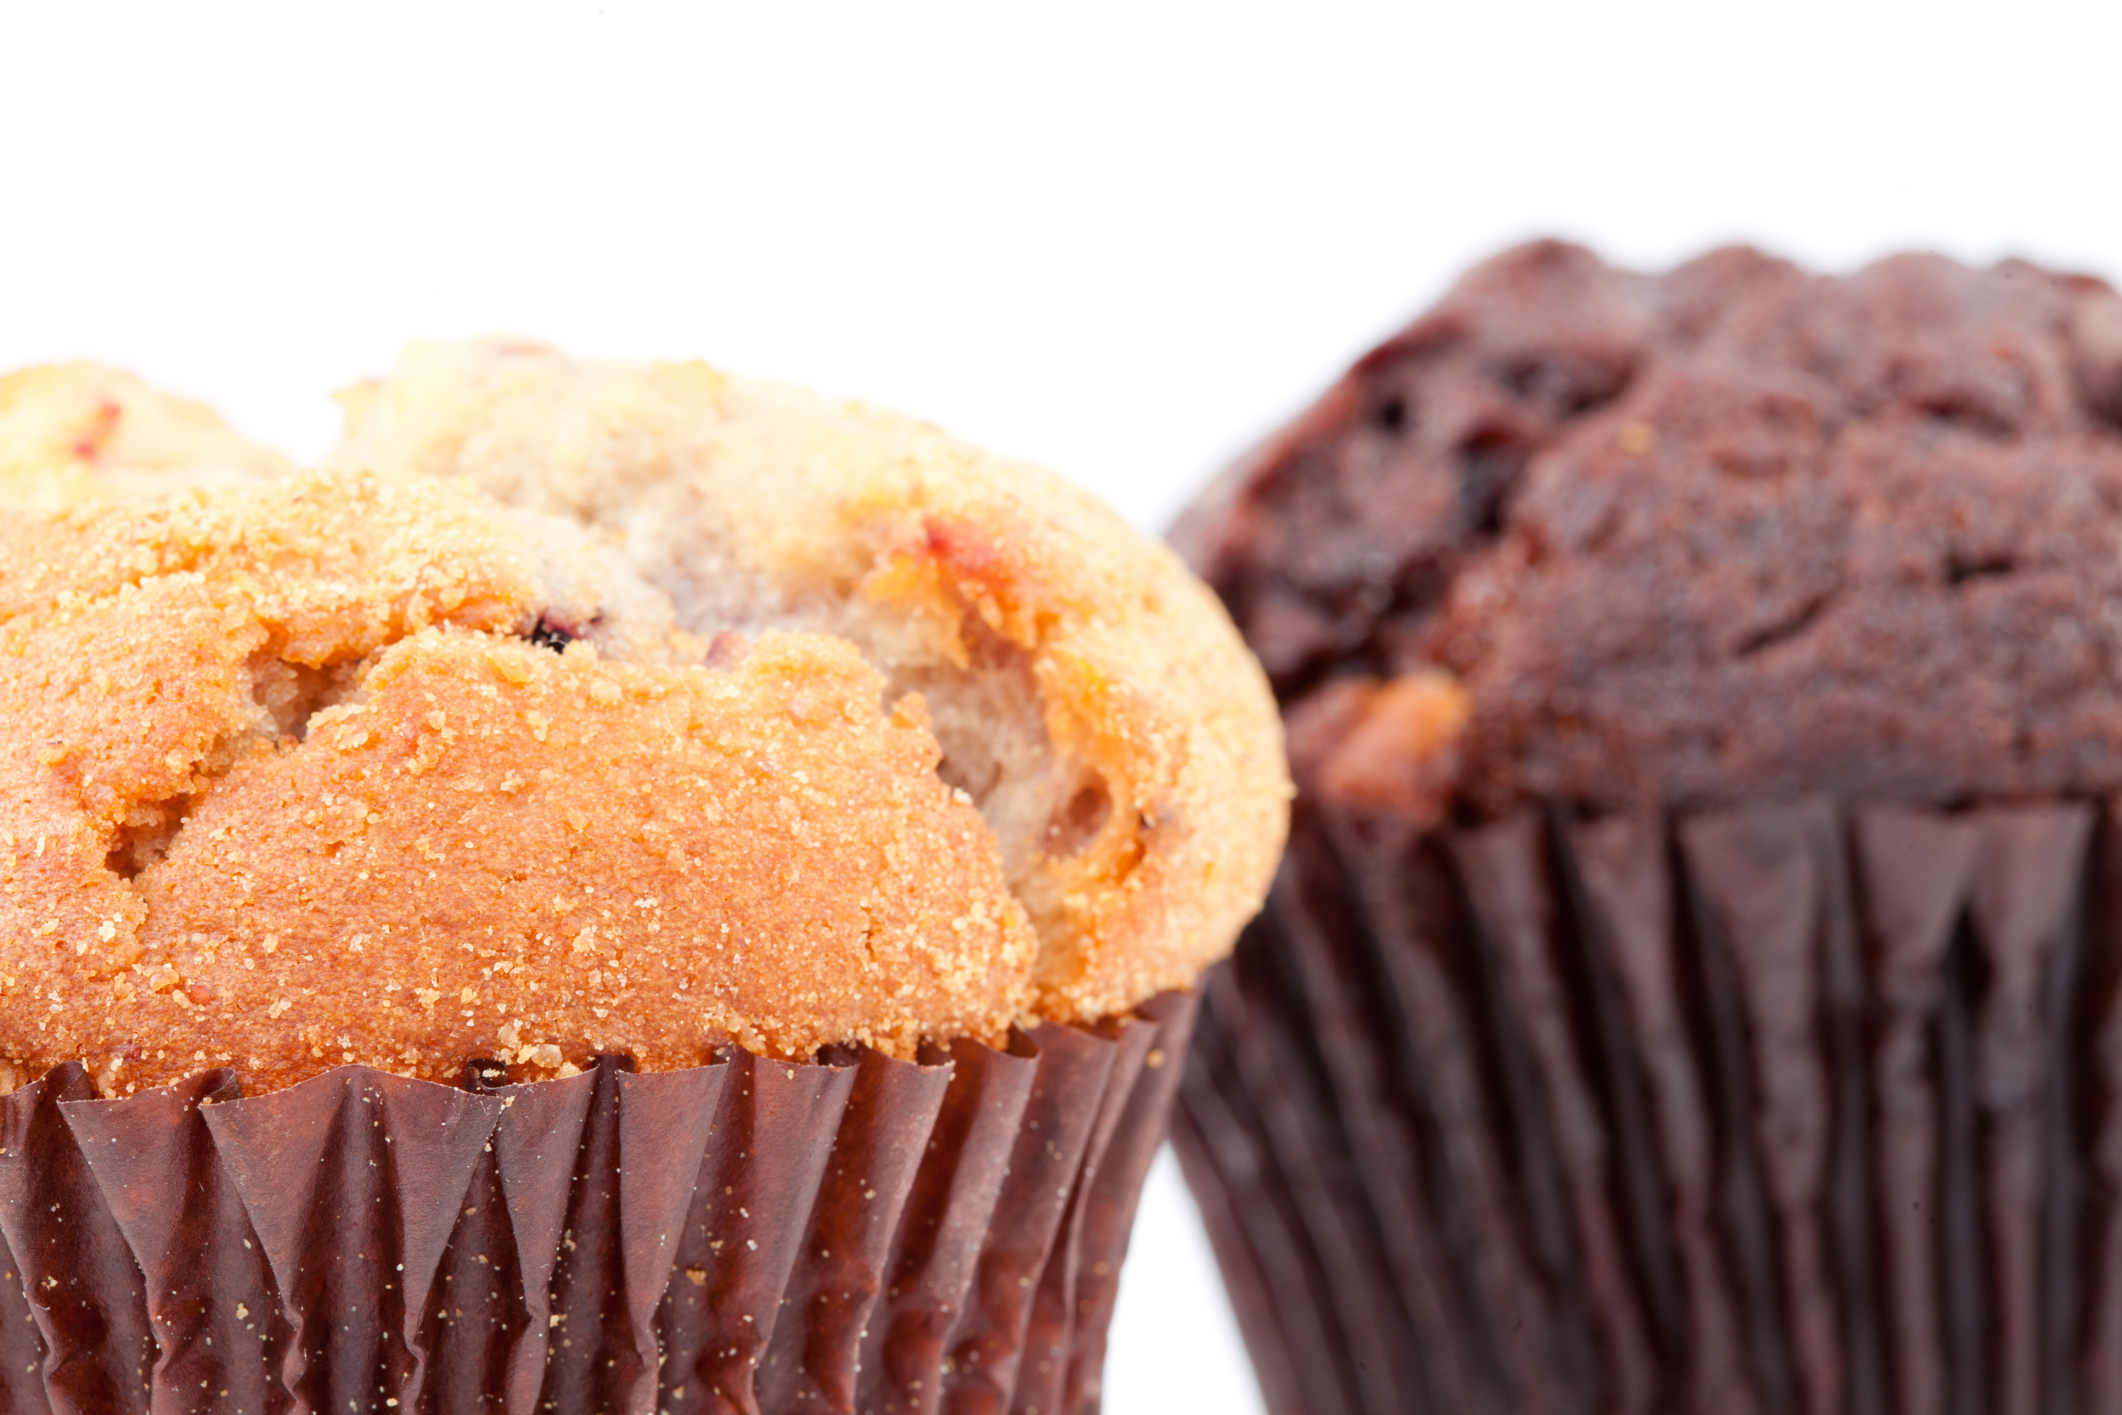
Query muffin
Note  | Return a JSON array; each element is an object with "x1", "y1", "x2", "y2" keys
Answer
[
  {"x1": 0, "y1": 348, "x2": 1288, "y2": 1415},
  {"x1": 1170, "y1": 241, "x2": 2122, "y2": 1415}
]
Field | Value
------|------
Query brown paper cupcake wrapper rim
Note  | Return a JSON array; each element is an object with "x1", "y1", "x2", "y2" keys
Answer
[
  {"x1": 1176, "y1": 797, "x2": 2122, "y2": 1415},
  {"x1": 0, "y1": 989, "x2": 1196, "y2": 1415}
]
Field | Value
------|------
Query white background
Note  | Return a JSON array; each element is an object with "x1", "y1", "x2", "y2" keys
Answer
[{"x1": 3, "y1": 4, "x2": 2118, "y2": 1409}]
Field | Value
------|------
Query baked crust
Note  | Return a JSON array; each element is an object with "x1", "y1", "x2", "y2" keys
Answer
[
  {"x1": 0, "y1": 349, "x2": 1288, "y2": 1092},
  {"x1": 330, "y1": 341, "x2": 1290, "y2": 1025},
  {"x1": 0, "y1": 361, "x2": 289, "y2": 509},
  {"x1": 0, "y1": 471, "x2": 1036, "y2": 1092},
  {"x1": 1177, "y1": 241, "x2": 2122, "y2": 816}
]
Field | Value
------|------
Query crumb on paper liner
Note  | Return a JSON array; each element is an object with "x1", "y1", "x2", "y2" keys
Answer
[
  {"x1": 0, "y1": 991, "x2": 1196, "y2": 1415},
  {"x1": 1176, "y1": 797, "x2": 2122, "y2": 1415}
]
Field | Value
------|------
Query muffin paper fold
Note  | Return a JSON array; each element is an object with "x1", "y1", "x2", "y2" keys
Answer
[
  {"x1": 1175, "y1": 797, "x2": 2121, "y2": 1415},
  {"x1": 0, "y1": 990, "x2": 1195, "y2": 1415}
]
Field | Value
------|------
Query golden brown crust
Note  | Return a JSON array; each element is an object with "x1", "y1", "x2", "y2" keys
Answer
[
  {"x1": 330, "y1": 341, "x2": 1292, "y2": 1024},
  {"x1": 0, "y1": 346, "x2": 1286, "y2": 1093},
  {"x1": 0, "y1": 473, "x2": 1031, "y2": 1092}
]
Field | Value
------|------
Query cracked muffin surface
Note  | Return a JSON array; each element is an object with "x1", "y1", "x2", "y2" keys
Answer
[
  {"x1": 329, "y1": 340, "x2": 1291, "y2": 1026},
  {"x1": 0, "y1": 353, "x2": 1287, "y2": 1093},
  {"x1": 0, "y1": 472, "x2": 1035, "y2": 1093},
  {"x1": 1174, "y1": 241, "x2": 2122, "y2": 818}
]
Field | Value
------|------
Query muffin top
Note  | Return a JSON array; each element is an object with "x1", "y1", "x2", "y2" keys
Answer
[
  {"x1": 0, "y1": 351, "x2": 1288, "y2": 1094},
  {"x1": 1174, "y1": 241, "x2": 2122, "y2": 821},
  {"x1": 0, "y1": 362, "x2": 291, "y2": 507}
]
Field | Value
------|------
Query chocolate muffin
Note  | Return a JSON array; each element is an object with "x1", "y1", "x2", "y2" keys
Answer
[
  {"x1": 0, "y1": 349, "x2": 1288, "y2": 1414},
  {"x1": 1171, "y1": 242, "x2": 2122, "y2": 1415}
]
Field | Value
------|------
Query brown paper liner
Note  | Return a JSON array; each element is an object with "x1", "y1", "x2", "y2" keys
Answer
[
  {"x1": 1174, "y1": 797, "x2": 2122, "y2": 1415},
  {"x1": 0, "y1": 991, "x2": 1195, "y2": 1415}
]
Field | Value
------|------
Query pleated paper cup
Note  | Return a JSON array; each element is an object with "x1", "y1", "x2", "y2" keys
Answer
[
  {"x1": 1175, "y1": 796, "x2": 2122, "y2": 1415},
  {"x1": 0, "y1": 991, "x2": 1195, "y2": 1415}
]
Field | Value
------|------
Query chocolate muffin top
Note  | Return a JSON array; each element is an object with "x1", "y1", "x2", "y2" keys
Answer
[
  {"x1": 0, "y1": 353, "x2": 1288, "y2": 1094},
  {"x1": 1173, "y1": 241, "x2": 2122, "y2": 820}
]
